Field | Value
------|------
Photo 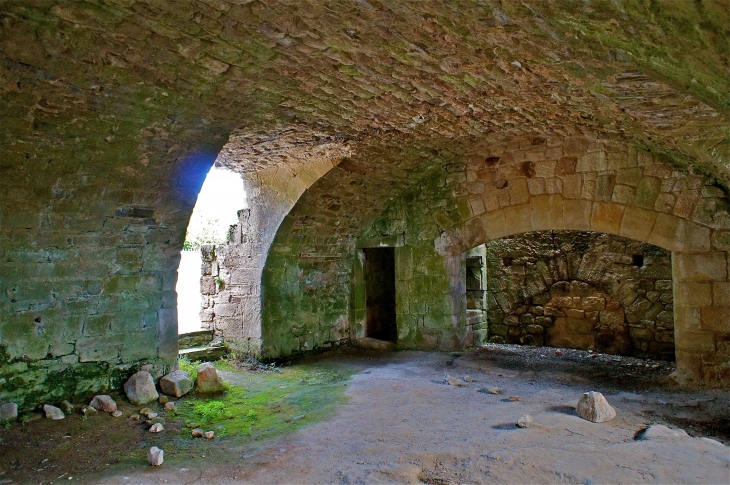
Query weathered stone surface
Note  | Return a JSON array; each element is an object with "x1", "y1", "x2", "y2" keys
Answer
[
  {"x1": 516, "y1": 414, "x2": 533, "y2": 428},
  {"x1": 149, "y1": 423, "x2": 164, "y2": 433},
  {"x1": 89, "y1": 395, "x2": 117, "y2": 413},
  {"x1": 639, "y1": 424, "x2": 689, "y2": 440},
  {"x1": 147, "y1": 447, "x2": 164, "y2": 466},
  {"x1": 204, "y1": 431, "x2": 215, "y2": 440},
  {"x1": 159, "y1": 370, "x2": 194, "y2": 398},
  {"x1": 0, "y1": 403, "x2": 18, "y2": 423},
  {"x1": 124, "y1": 371, "x2": 159, "y2": 405},
  {"x1": 43, "y1": 404, "x2": 64, "y2": 420},
  {"x1": 485, "y1": 230, "x2": 674, "y2": 360},
  {"x1": 196, "y1": 363, "x2": 225, "y2": 394},
  {"x1": 164, "y1": 402, "x2": 175, "y2": 411},
  {"x1": 191, "y1": 428, "x2": 204, "y2": 438},
  {"x1": 576, "y1": 391, "x2": 616, "y2": 423}
]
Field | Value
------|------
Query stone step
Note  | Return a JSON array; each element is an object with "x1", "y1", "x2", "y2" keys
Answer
[
  {"x1": 179, "y1": 345, "x2": 227, "y2": 361},
  {"x1": 354, "y1": 337, "x2": 396, "y2": 351},
  {"x1": 178, "y1": 330, "x2": 215, "y2": 350}
]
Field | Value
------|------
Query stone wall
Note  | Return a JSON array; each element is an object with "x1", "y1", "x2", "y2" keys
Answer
[
  {"x1": 485, "y1": 231, "x2": 674, "y2": 361},
  {"x1": 264, "y1": 135, "x2": 729, "y2": 386}
]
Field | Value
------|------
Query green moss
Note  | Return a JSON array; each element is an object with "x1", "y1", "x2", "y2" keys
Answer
[
  {"x1": 168, "y1": 363, "x2": 352, "y2": 443},
  {"x1": 178, "y1": 356, "x2": 198, "y2": 381}
]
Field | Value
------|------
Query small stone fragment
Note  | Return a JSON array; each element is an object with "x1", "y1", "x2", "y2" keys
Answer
[
  {"x1": 129, "y1": 414, "x2": 141, "y2": 421},
  {"x1": 516, "y1": 414, "x2": 533, "y2": 428},
  {"x1": 191, "y1": 428, "x2": 204, "y2": 438},
  {"x1": 147, "y1": 446, "x2": 164, "y2": 466},
  {"x1": 124, "y1": 371, "x2": 159, "y2": 405},
  {"x1": 149, "y1": 423, "x2": 164, "y2": 433},
  {"x1": 140, "y1": 408, "x2": 158, "y2": 419},
  {"x1": 0, "y1": 402, "x2": 18, "y2": 423},
  {"x1": 203, "y1": 431, "x2": 215, "y2": 440},
  {"x1": 164, "y1": 402, "x2": 175, "y2": 411},
  {"x1": 555, "y1": 350, "x2": 563, "y2": 356},
  {"x1": 61, "y1": 400, "x2": 74, "y2": 415},
  {"x1": 112, "y1": 410, "x2": 123, "y2": 418},
  {"x1": 576, "y1": 391, "x2": 616, "y2": 423},
  {"x1": 487, "y1": 387, "x2": 503, "y2": 395},
  {"x1": 463, "y1": 375, "x2": 474, "y2": 382},
  {"x1": 444, "y1": 374, "x2": 466, "y2": 387},
  {"x1": 89, "y1": 395, "x2": 117, "y2": 413},
  {"x1": 81, "y1": 405, "x2": 98, "y2": 417},
  {"x1": 196, "y1": 363, "x2": 225, "y2": 394},
  {"x1": 639, "y1": 424, "x2": 689, "y2": 440},
  {"x1": 43, "y1": 404, "x2": 65, "y2": 420},
  {"x1": 187, "y1": 422, "x2": 201, "y2": 429},
  {"x1": 158, "y1": 395, "x2": 169, "y2": 405},
  {"x1": 160, "y1": 370, "x2": 194, "y2": 398},
  {"x1": 508, "y1": 396, "x2": 520, "y2": 402}
]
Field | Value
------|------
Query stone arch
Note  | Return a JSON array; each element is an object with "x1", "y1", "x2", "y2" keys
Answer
[{"x1": 431, "y1": 138, "x2": 729, "y2": 387}]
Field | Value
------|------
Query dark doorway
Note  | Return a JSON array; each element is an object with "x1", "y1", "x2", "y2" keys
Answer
[{"x1": 363, "y1": 248, "x2": 397, "y2": 342}]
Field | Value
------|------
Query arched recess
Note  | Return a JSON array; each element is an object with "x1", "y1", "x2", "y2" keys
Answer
[{"x1": 434, "y1": 196, "x2": 728, "y2": 387}]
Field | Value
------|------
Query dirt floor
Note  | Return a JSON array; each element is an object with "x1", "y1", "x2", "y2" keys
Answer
[{"x1": 2, "y1": 345, "x2": 729, "y2": 484}]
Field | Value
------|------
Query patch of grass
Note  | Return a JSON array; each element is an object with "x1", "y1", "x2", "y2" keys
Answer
[
  {"x1": 178, "y1": 356, "x2": 198, "y2": 380},
  {"x1": 171, "y1": 363, "x2": 352, "y2": 442}
]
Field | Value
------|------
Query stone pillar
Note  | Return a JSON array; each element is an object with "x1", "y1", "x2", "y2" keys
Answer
[{"x1": 673, "y1": 250, "x2": 729, "y2": 385}]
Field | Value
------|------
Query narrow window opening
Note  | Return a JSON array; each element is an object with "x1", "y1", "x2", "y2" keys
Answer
[{"x1": 632, "y1": 254, "x2": 644, "y2": 267}]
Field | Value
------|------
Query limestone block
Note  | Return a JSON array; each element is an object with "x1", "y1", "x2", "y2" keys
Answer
[
  {"x1": 713, "y1": 282, "x2": 730, "y2": 306},
  {"x1": 123, "y1": 371, "x2": 159, "y2": 405},
  {"x1": 530, "y1": 195, "x2": 564, "y2": 231},
  {"x1": 591, "y1": 202, "x2": 623, "y2": 235},
  {"x1": 675, "y1": 252, "x2": 727, "y2": 282},
  {"x1": 675, "y1": 332, "x2": 716, "y2": 353},
  {"x1": 620, "y1": 206, "x2": 657, "y2": 243},
  {"x1": 196, "y1": 362, "x2": 225, "y2": 393},
  {"x1": 43, "y1": 404, "x2": 65, "y2": 420},
  {"x1": 674, "y1": 306, "x2": 702, "y2": 331},
  {"x1": 147, "y1": 446, "x2": 164, "y2": 466},
  {"x1": 700, "y1": 308, "x2": 730, "y2": 333},
  {"x1": 563, "y1": 199, "x2": 592, "y2": 230},
  {"x1": 635, "y1": 177, "x2": 661, "y2": 210},
  {"x1": 200, "y1": 276, "x2": 217, "y2": 295},
  {"x1": 562, "y1": 173, "x2": 582, "y2": 199},
  {"x1": 675, "y1": 282, "x2": 712, "y2": 307},
  {"x1": 576, "y1": 391, "x2": 616, "y2": 423},
  {"x1": 502, "y1": 204, "x2": 532, "y2": 234},
  {"x1": 159, "y1": 370, "x2": 194, "y2": 398},
  {"x1": 89, "y1": 395, "x2": 117, "y2": 413}
]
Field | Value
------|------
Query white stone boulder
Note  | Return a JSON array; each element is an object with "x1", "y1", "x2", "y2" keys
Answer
[
  {"x1": 0, "y1": 402, "x2": 18, "y2": 423},
  {"x1": 640, "y1": 424, "x2": 689, "y2": 440},
  {"x1": 43, "y1": 404, "x2": 65, "y2": 420},
  {"x1": 89, "y1": 395, "x2": 117, "y2": 413},
  {"x1": 516, "y1": 414, "x2": 533, "y2": 428},
  {"x1": 196, "y1": 363, "x2": 225, "y2": 393},
  {"x1": 576, "y1": 391, "x2": 616, "y2": 423},
  {"x1": 124, "y1": 371, "x2": 159, "y2": 405},
  {"x1": 147, "y1": 446, "x2": 164, "y2": 466},
  {"x1": 159, "y1": 370, "x2": 194, "y2": 398}
]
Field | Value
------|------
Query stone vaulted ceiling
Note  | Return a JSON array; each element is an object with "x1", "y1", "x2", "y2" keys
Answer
[{"x1": 1, "y1": 0, "x2": 728, "y2": 186}]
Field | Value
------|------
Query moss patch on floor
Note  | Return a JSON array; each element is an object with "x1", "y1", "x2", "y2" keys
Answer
[{"x1": 156, "y1": 360, "x2": 353, "y2": 463}]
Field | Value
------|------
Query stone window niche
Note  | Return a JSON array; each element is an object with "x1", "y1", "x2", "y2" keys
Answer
[{"x1": 481, "y1": 230, "x2": 675, "y2": 361}]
